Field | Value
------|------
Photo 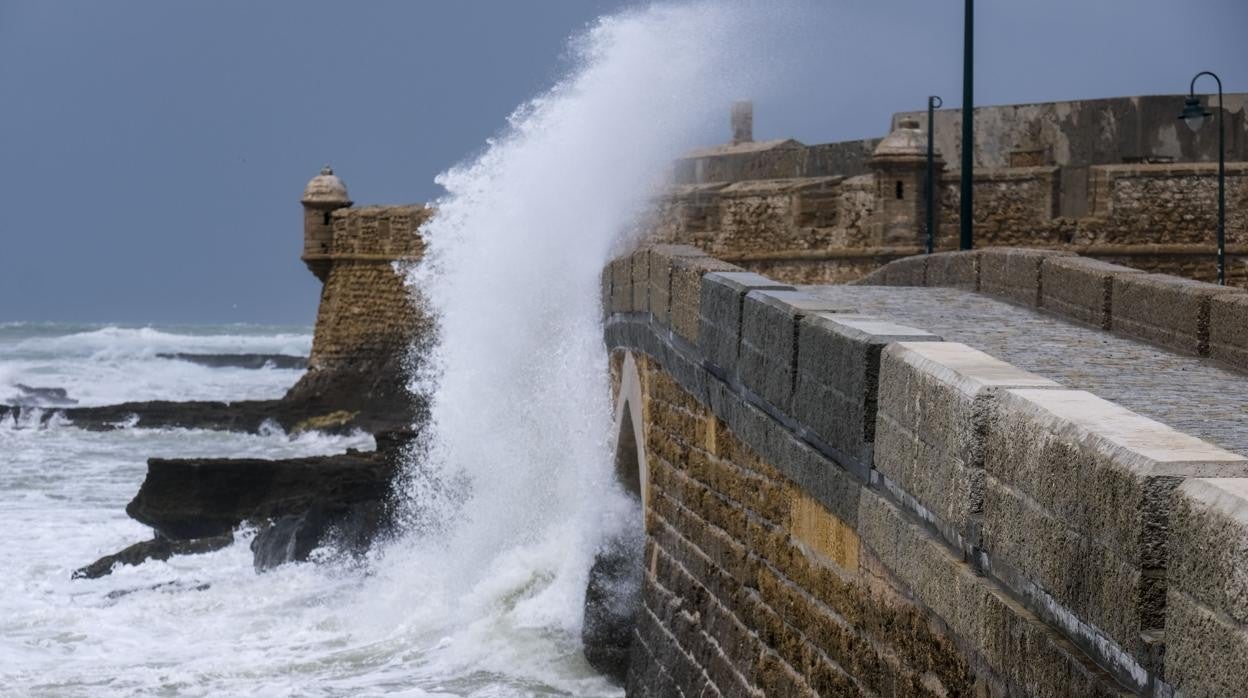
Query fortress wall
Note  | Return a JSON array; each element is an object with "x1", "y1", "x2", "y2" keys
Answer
[
  {"x1": 604, "y1": 246, "x2": 1248, "y2": 695},
  {"x1": 649, "y1": 161, "x2": 1248, "y2": 286},
  {"x1": 285, "y1": 205, "x2": 432, "y2": 422}
]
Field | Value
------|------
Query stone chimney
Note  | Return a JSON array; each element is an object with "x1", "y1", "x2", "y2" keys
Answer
[
  {"x1": 731, "y1": 101, "x2": 754, "y2": 144},
  {"x1": 300, "y1": 166, "x2": 352, "y2": 282}
]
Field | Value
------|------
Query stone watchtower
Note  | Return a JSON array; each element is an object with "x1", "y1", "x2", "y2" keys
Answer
[
  {"x1": 869, "y1": 118, "x2": 944, "y2": 246},
  {"x1": 301, "y1": 166, "x2": 352, "y2": 282}
]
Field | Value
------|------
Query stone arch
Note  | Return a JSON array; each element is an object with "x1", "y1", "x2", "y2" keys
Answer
[{"x1": 613, "y1": 351, "x2": 649, "y2": 512}]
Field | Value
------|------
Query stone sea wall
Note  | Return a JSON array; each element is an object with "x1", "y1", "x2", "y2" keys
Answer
[{"x1": 603, "y1": 244, "x2": 1248, "y2": 696}]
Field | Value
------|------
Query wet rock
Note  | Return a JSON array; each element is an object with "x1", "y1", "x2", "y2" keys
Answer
[
  {"x1": 126, "y1": 448, "x2": 397, "y2": 540},
  {"x1": 72, "y1": 533, "x2": 234, "y2": 580},
  {"x1": 156, "y1": 352, "x2": 309, "y2": 370},
  {"x1": 12, "y1": 383, "x2": 78, "y2": 407},
  {"x1": 582, "y1": 531, "x2": 645, "y2": 685},
  {"x1": 250, "y1": 500, "x2": 391, "y2": 571}
]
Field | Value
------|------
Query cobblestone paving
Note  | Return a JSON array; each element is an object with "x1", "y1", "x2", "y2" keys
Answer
[{"x1": 803, "y1": 285, "x2": 1248, "y2": 456}]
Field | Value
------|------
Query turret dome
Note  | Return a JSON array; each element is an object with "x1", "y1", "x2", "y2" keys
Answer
[
  {"x1": 871, "y1": 118, "x2": 929, "y2": 161},
  {"x1": 301, "y1": 166, "x2": 351, "y2": 206}
]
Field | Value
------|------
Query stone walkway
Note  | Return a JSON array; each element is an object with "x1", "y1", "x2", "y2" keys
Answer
[{"x1": 803, "y1": 285, "x2": 1248, "y2": 456}]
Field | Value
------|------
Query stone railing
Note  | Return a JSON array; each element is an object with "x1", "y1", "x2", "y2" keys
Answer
[
  {"x1": 859, "y1": 248, "x2": 1248, "y2": 371},
  {"x1": 603, "y1": 244, "x2": 1248, "y2": 696}
]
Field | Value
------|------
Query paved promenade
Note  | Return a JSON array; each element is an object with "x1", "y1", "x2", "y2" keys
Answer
[{"x1": 804, "y1": 285, "x2": 1248, "y2": 456}]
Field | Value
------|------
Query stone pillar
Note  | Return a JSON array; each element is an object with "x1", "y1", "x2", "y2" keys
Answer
[
  {"x1": 300, "y1": 166, "x2": 352, "y2": 282},
  {"x1": 731, "y1": 100, "x2": 754, "y2": 145},
  {"x1": 868, "y1": 119, "x2": 944, "y2": 246}
]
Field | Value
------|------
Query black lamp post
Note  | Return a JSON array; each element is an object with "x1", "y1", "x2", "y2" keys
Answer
[
  {"x1": 959, "y1": 0, "x2": 974, "y2": 250},
  {"x1": 1179, "y1": 71, "x2": 1225, "y2": 285},
  {"x1": 926, "y1": 95, "x2": 943, "y2": 254}
]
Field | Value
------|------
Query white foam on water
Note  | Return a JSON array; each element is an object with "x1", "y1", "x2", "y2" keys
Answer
[{"x1": 0, "y1": 2, "x2": 812, "y2": 694}]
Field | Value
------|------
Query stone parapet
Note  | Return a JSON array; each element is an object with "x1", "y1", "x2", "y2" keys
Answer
[{"x1": 602, "y1": 246, "x2": 1248, "y2": 695}]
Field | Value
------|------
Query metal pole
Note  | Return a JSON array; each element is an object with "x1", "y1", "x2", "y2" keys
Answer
[
  {"x1": 1190, "y1": 71, "x2": 1226, "y2": 285},
  {"x1": 926, "y1": 95, "x2": 942, "y2": 254},
  {"x1": 960, "y1": 0, "x2": 974, "y2": 250}
]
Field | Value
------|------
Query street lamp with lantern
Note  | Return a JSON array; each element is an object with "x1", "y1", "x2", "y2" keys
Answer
[{"x1": 1178, "y1": 71, "x2": 1226, "y2": 285}]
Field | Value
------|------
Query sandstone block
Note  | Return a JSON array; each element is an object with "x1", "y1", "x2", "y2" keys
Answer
[
  {"x1": 873, "y1": 342, "x2": 1058, "y2": 535},
  {"x1": 698, "y1": 271, "x2": 793, "y2": 375},
  {"x1": 647, "y1": 245, "x2": 705, "y2": 328},
  {"x1": 1208, "y1": 292, "x2": 1248, "y2": 371},
  {"x1": 670, "y1": 255, "x2": 741, "y2": 345},
  {"x1": 1167, "y1": 478, "x2": 1248, "y2": 626},
  {"x1": 925, "y1": 251, "x2": 980, "y2": 290},
  {"x1": 609, "y1": 255, "x2": 633, "y2": 314},
  {"x1": 982, "y1": 388, "x2": 1248, "y2": 662},
  {"x1": 738, "y1": 290, "x2": 855, "y2": 411},
  {"x1": 882, "y1": 255, "x2": 927, "y2": 286},
  {"x1": 1039, "y1": 256, "x2": 1143, "y2": 329},
  {"x1": 858, "y1": 490, "x2": 1130, "y2": 697},
  {"x1": 791, "y1": 314, "x2": 937, "y2": 470},
  {"x1": 631, "y1": 247, "x2": 651, "y2": 313},
  {"x1": 1165, "y1": 585, "x2": 1248, "y2": 698},
  {"x1": 1110, "y1": 273, "x2": 1242, "y2": 355},
  {"x1": 978, "y1": 247, "x2": 1074, "y2": 307}
]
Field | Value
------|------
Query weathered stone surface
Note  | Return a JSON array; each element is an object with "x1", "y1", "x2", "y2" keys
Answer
[
  {"x1": 982, "y1": 388, "x2": 1248, "y2": 662},
  {"x1": 697, "y1": 271, "x2": 793, "y2": 375},
  {"x1": 1039, "y1": 256, "x2": 1144, "y2": 329},
  {"x1": 669, "y1": 255, "x2": 741, "y2": 344},
  {"x1": 979, "y1": 247, "x2": 1074, "y2": 307},
  {"x1": 1165, "y1": 586, "x2": 1248, "y2": 698},
  {"x1": 630, "y1": 247, "x2": 651, "y2": 313},
  {"x1": 582, "y1": 529, "x2": 645, "y2": 686},
  {"x1": 738, "y1": 289, "x2": 855, "y2": 410},
  {"x1": 1110, "y1": 272, "x2": 1243, "y2": 355},
  {"x1": 791, "y1": 314, "x2": 936, "y2": 469},
  {"x1": 1167, "y1": 478, "x2": 1248, "y2": 626},
  {"x1": 858, "y1": 490, "x2": 1129, "y2": 698},
  {"x1": 1208, "y1": 292, "x2": 1248, "y2": 371},
  {"x1": 924, "y1": 250, "x2": 980, "y2": 290},
  {"x1": 873, "y1": 342, "x2": 1058, "y2": 534},
  {"x1": 880, "y1": 254, "x2": 927, "y2": 286},
  {"x1": 646, "y1": 244, "x2": 705, "y2": 327},
  {"x1": 610, "y1": 255, "x2": 634, "y2": 314}
]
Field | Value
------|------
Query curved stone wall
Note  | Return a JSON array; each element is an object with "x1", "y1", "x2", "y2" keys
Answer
[{"x1": 604, "y1": 244, "x2": 1248, "y2": 696}]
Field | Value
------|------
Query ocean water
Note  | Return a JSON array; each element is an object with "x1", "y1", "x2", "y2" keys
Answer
[{"x1": 2, "y1": 2, "x2": 806, "y2": 695}]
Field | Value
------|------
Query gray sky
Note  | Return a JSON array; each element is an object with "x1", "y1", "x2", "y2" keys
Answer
[{"x1": 1, "y1": 1, "x2": 1244, "y2": 325}]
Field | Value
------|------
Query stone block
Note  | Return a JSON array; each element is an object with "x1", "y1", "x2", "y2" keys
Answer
[
  {"x1": 873, "y1": 342, "x2": 1058, "y2": 535},
  {"x1": 738, "y1": 290, "x2": 855, "y2": 411},
  {"x1": 857, "y1": 490, "x2": 1131, "y2": 697},
  {"x1": 985, "y1": 388, "x2": 1248, "y2": 568},
  {"x1": 924, "y1": 251, "x2": 980, "y2": 290},
  {"x1": 979, "y1": 247, "x2": 1075, "y2": 307},
  {"x1": 609, "y1": 255, "x2": 633, "y2": 314},
  {"x1": 647, "y1": 245, "x2": 705, "y2": 328},
  {"x1": 1167, "y1": 478, "x2": 1248, "y2": 626},
  {"x1": 1208, "y1": 292, "x2": 1248, "y2": 371},
  {"x1": 981, "y1": 388, "x2": 1248, "y2": 662},
  {"x1": 669, "y1": 255, "x2": 741, "y2": 345},
  {"x1": 791, "y1": 314, "x2": 937, "y2": 470},
  {"x1": 1110, "y1": 273, "x2": 1242, "y2": 355},
  {"x1": 882, "y1": 255, "x2": 927, "y2": 286},
  {"x1": 1039, "y1": 256, "x2": 1143, "y2": 329},
  {"x1": 631, "y1": 247, "x2": 651, "y2": 313},
  {"x1": 1165, "y1": 586, "x2": 1248, "y2": 698},
  {"x1": 600, "y1": 264, "x2": 612, "y2": 320},
  {"x1": 698, "y1": 271, "x2": 793, "y2": 375}
]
